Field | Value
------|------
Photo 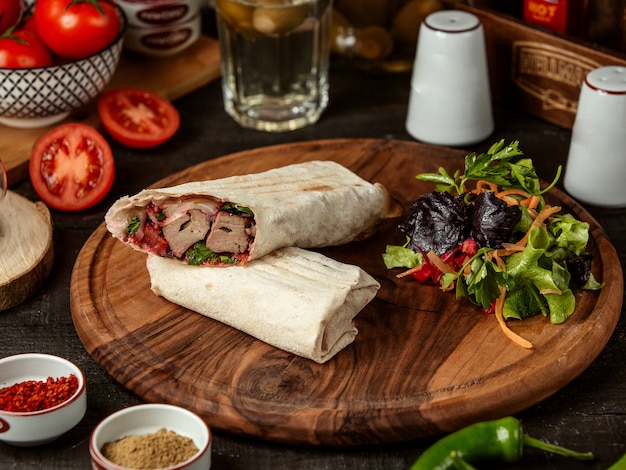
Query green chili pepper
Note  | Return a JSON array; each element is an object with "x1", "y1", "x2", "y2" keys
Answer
[
  {"x1": 449, "y1": 451, "x2": 477, "y2": 470},
  {"x1": 410, "y1": 417, "x2": 594, "y2": 470}
]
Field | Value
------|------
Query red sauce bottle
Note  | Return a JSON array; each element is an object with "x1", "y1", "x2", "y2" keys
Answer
[{"x1": 523, "y1": 0, "x2": 588, "y2": 37}]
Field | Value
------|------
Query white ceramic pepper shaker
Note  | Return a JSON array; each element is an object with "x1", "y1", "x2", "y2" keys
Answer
[
  {"x1": 564, "y1": 65, "x2": 626, "y2": 208},
  {"x1": 405, "y1": 10, "x2": 494, "y2": 147}
]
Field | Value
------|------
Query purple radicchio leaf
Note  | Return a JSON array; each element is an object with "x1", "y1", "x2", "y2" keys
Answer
[
  {"x1": 399, "y1": 191, "x2": 468, "y2": 255},
  {"x1": 468, "y1": 191, "x2": 522, "y2": 249}
]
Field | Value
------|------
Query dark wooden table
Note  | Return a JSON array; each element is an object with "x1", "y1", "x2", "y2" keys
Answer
[{"x1": 2, "y1": 16, "x2": 626, "y2": 469}]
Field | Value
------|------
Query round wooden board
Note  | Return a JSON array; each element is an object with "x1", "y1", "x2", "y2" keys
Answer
[{"x1": 69, "y1": 139, "x2": 623, "y2": 446}]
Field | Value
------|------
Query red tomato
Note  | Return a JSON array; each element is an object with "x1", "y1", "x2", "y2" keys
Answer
[
  {"x1": 20, "y1": 15, "x2": 38, "y2": 34},
  {"x1": 98, "y1": 88, "x2": 181, "y2": 149},
  {"x1": 0, "y1": 29, "x2": 53, "y2": 68},
  {"x1": 0, "y1": 0, "x2": 21, "y2": 35},
  {"x1": 29, "y1": 123, "x2": 115, "y2": 211},
  {"x1": 34, "y1": 0, "x2": 120, "y2": 60}
]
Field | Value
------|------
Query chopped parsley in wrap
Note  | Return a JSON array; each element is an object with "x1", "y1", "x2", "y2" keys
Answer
[{"x1": 105, "y1": 161, "x2": 398, "y2": 266}]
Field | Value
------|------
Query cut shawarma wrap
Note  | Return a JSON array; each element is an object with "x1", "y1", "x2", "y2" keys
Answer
[
  {"x1": 146, "y1": 247, "x2": 380, "y2": 363},
  {"x1": 105, "y1": 160, "x2": 397, "y2": 267}
]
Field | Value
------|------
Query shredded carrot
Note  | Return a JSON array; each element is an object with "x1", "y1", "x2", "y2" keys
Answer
[
  {"x1": 473, "y1": 180, "x2": 499, "y2": 193},
  {"x1": 514, "y1": 205, "x2": 562, "y2": 248},
  {"x1": 490, "y1": 251, "x2": 507, "y2": 271},
  {"x1": 531, "y1": 204, "x2": 561, "y2": 225},
  {"x1": 495, "y1": 189, "x2": 531, "y2": 207},
  {"x1": 501, "y1": 242, "x2": 526, "y2": 251},
  {"x1": 519, "y1": 195, "x2": 541, "y2": 210},
  {"x1": 498, "y1": 195, "x2": 522, "y2": 206},
  {"x1": 426, "y1": 251, "x2": 453, "y2": 275},
  {"x1": 494, "y1": 286, "x2": 533, "y2": 349},
  {"x1": 396, "y1": 266, "x2": 420, "y2": 279},
  {"x1": 472, "y1": 184, "x2": 543, "y2": 210},
  {"x1": 490, "y1": 244, "x2": 525, "y2": 260},
  {"x1": 497, "y1": 189, "x2": 532, "y2": 199},
  {"x1": 463, "y1": 263, "x2": 473, "y2": 277},
  {"x1": 440, "y1": 281, "x2": 456, "y2": 292}
]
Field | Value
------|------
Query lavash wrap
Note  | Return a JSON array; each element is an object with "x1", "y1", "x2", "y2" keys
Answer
[
  {"x1": 104, "y1": 160, "x2": 390, "y2": 265},
  {"x1": 147, "y1": 247, "x2": 380, "y2": 363}
]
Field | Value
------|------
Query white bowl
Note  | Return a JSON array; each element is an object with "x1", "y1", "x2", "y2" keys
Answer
[
  {"x1": 90, "y1": 404, "x2": 212, "y2": 470},
  {"x1": 0, "y1": 2, "x2": 127, "y2": 129},
  {"x1": 0, "y1": 353, "x2": 87, "y2": 446}
]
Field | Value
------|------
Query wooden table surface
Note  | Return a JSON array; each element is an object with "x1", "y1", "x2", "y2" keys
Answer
[{"x1": 2, "y1": 8, "x2": 626, "y2": 469}]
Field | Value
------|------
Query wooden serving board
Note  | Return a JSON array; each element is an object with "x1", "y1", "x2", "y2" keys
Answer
[
  {"x1": 69, "y1": 139, "x2": 624, "y2": 446},
  {"x1": 2, "y1": 35, "x2": 221, "y2": 186}
]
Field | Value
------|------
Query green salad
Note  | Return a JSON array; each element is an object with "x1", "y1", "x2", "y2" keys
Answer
[{"x1": 383, "y1": 140, "x2": 603, "y2": 347}]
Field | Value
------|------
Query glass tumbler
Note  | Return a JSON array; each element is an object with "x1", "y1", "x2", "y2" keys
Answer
[{"x1": 215, "y1": 0, "x2": 333, "y2": 132}]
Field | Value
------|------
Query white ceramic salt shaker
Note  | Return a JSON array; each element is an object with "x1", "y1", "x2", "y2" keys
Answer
[
  {"x1": 405, "y1": 10, "x2": 494, "y2": 147},
  {"x1": 564, "y1": 66, "x2": 626, "y2": 208}
]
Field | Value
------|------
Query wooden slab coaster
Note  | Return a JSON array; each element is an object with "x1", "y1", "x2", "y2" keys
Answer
[{"x1": 0, "y1": 191, "x2": 54, "y2": 311}]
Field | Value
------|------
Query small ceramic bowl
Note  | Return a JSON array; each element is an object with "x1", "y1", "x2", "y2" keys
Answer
[
  {"x1": 0, "y1": 3, "x2": 127, "y2": 129},
  {"x1": 90, "y1": 403, "x2": 212, "y2": 470},
  {"x1": 0, "y1": 353, "x2": 87, "y2": 446}
]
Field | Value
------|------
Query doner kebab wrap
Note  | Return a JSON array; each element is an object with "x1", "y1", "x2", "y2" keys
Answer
[
  {"x1": 147, "y1": 247, "x2": 380, "y2": 363},
  {"x1": 105, "y1": 160, "x2": 398, "y2": 266}
]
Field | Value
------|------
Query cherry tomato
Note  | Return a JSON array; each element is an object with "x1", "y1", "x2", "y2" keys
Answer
[
  {"x1": 34, "y1": 0, "x2": 120, "y2": 60},
  {"x1": 0, "y1": 0, "x2": 21, "y2": 35},
  {"x1": 0, "y1": 29, "x2": 53, "y2": 68},
  {"x1": 98, "y1": 88, "x2": 181, "y2": 149},
  {"x1": 29, "y1": 123, "x2": 115, "y2": 211}
]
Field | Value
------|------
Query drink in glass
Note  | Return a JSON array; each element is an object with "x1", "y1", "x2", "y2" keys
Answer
[{"x1": 215, "y1": 0, "x2": 332, "y2": 132}]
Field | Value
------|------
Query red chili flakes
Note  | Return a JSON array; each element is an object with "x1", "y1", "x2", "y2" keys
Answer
[{"x1": 0, "y1": 374, "x2": 79, "y2": 412}]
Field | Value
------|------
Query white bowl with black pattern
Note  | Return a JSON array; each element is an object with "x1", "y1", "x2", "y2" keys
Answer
[{"x1": 0, "y1": 3, "x2": 127, "y2": 129}]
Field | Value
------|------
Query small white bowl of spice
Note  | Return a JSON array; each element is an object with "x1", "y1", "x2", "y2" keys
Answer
[
  {"x1": 0, "y1": 353, "x2": 87, "y2": 446},
  {"x1": 90, "y1": 403, "x2": 211, "y2": 470}
]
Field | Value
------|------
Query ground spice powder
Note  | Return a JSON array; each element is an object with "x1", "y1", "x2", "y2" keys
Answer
[{"x1": 101, "y1": 427, "x2": 199, "y2": 469}]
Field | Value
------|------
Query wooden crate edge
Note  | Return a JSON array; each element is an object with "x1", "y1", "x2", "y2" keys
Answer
[{"x1": 459, "y1": 4, "x2": 626, "y2": 129}]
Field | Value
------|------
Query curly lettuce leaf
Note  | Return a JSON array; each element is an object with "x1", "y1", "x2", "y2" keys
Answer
[
  {"x1": 383, "y1": 237, "x2": 423, "y2": 269},
  {"x1": 504, "y1": 227, "x2": 575, "y2": 324},
  {"x1": 548, "y1": 213, "x2": 590, "y2": 257},
  {"x1": 584, "y1": 273, "x2": 605, "y2": 291},
  {"x1": 503, "y1": 278, "x2": 549, "y2": 320}
]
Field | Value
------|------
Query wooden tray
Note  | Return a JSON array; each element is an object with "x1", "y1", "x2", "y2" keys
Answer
[
  {"x1": 2, "y1": 35, "x2": 221, "y2": 186},
  {"x1": 69, "y1": 139, "x2": 624, "y2": 446}
]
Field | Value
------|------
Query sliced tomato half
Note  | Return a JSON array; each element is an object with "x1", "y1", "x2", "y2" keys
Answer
[
  {"x1": 29, "y1": 123, "x2": 115, "y2": 211},
  {"x1": 98, "y1": 88, "x2": 181, "y2": 149}
]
